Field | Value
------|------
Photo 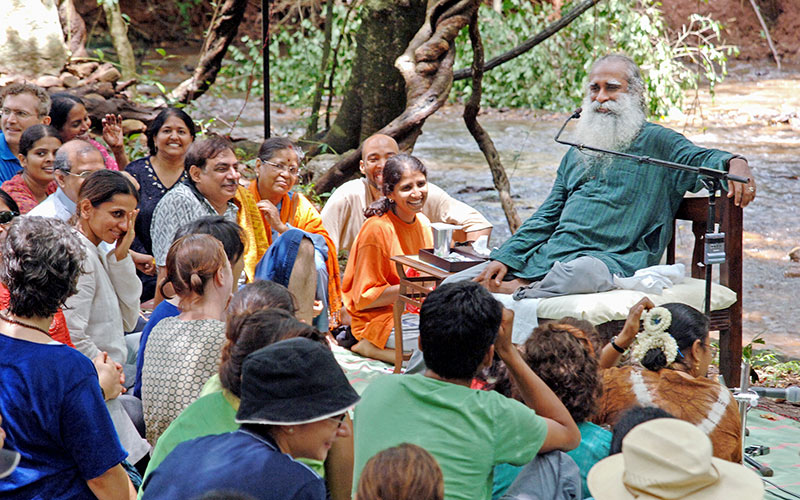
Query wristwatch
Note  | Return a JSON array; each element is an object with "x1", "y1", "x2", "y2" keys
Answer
[{"x1": 610, "y1": 336, "x2": 625, "y2": 354}]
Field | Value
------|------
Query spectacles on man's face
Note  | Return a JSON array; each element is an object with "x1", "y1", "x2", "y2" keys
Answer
[
  {"x1": 261, "y1": 159, "x2": 300, "y2": 177},
  {"x1": 65, "y1": 170, "x2": 94, "y2": 179},
  {"x1": 0, "y1": 211, "x2": 19, "y2": 224},
  {"x1": 0, "y1": 108, "x2": 34, "y2": 120}
]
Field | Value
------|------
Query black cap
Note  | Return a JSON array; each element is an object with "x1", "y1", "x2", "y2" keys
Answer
[{"x1": 235, "y1": 337, "x2": 360, "y2": 425}]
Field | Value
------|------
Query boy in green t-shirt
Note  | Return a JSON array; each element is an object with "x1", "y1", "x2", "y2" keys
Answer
[{"x1": 353, "y1": 281, "x2": 581, "y2": 500}]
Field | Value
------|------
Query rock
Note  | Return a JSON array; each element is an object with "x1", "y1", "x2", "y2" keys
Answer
[
  {"x1": 785, "y1": 264, "x2": 800, "y2": 278},
  {"x1": 122, "y1": 119, "x2": 146, "y2": 135},
  {"x1": 790, "y1": 247, "x2": 800, "y2": 262},
  {"x1": 0, "y1": 0, "x2": 68, "y2": 77},
  {"x1": 89, "y1": 63, "x2": 122, "y2": 84},
  {"x1": 34, "y1": 75, "x2": 61, "y2": 88},
  {"x1": 60, "y1": 72, "x2": 80, "y2": 88},
  {"x1": 306, "y1": 153, "x2": 341, "y2": 185},
  {"x1": 81, "y1": 93, "x2": 106, "y2": 103},
  {"x1": 73, "y1": 62, "x2": 99, "y2": 78}
]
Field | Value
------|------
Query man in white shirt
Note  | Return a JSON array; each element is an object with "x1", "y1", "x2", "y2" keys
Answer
[{"x1": 321, "y1": 134, "x2": 493, "y2": 253}]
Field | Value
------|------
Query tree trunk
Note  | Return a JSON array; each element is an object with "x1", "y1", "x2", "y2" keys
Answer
[
  {"x1": 314, "y1": 0, "x2": 479, "y2": 195},
  {"x1": 100, "y1": 0, "x2": 136, "y2": 81},
  {"x1": 59, "y1": 0, "x2": 88, "y2": 57},
  {"x1": 168, "y1": 0, "x2": 248, "y2": 104},
  {"x1": 313, "y1": 0, "x2": 428, "y2": 156},
  {"x1": 463, "y1": 12, "x2": 521, "y2": 233},
  {"x1": 305, "y1": 0, "x2": 335, "y2": 140}
]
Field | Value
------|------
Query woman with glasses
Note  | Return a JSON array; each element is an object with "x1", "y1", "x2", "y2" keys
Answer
[
  {"x1": 140, "y1": 336, "x2": 359, "y2": 500},
  {"x1": 48, "y1": 93, "x2": 128, "y2": 170},
  {"x1": 125, "y1": 108, "x2": 197, "y2": 301},
  {"x1": 248, "y1": 137, "x2": 342, "y2": 331},
  {"x1": 1, "y1": 125, "x2": 60, "y2": 213}
]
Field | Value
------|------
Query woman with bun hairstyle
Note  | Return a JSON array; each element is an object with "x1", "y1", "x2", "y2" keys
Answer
[
  {"x1": 341, "y1": 153, "x2": 432, "y2": 364},
  {"x1": 593, "y1": 298, "x2": 742, "y2": 462},
  {"x1": 141, "y1": 233, "x2": 233, "y2": 445}
]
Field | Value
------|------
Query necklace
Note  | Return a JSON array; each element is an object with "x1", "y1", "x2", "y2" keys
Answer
[{"x1": 0, "y1": 311, "x2": 51, "y2": 337}]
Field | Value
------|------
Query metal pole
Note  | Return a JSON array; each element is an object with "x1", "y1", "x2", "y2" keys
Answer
[{"x1": 262, "y1": 0, "x2": 271, "y2": 139}]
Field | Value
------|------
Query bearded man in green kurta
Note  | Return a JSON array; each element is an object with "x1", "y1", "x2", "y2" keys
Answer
[{"x1": 446, "y1": 54, "x2": 757, "y2": 298}]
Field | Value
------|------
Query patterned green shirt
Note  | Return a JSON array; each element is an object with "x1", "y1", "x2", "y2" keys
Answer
[{"x1": 491, "y1": 122, "x2": 734, "y2": 279}]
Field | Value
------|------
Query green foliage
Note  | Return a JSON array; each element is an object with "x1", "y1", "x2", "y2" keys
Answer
[
  {"x1": 741, "y1": 334, "x2": 800, "y2": 385},
  {"x1": 452, "y1": 0, "x2": 738, "y2": 116},
  {"x1": 217, "y1": 4, "x2": 361, "y2": 108}
]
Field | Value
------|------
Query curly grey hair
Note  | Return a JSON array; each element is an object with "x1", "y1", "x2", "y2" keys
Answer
[{"x1": 1, "y1": 217, "x2": 85, "y2": 318}]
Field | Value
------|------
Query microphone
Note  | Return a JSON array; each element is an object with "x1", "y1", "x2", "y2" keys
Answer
[
  {"x1": 554, "y1": 108, "x2": 582, "y2": 145},
  {"x1": 751, "y1": 386, "x2": 800, "y2": 403}
]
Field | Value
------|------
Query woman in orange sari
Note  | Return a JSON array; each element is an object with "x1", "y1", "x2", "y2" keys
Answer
[
  {"x1": 342, "y1": 154, "x2": 432, "y2": 364},
  {"x1": 247, "y1": 137, "x2": 341, "y2": 330}
]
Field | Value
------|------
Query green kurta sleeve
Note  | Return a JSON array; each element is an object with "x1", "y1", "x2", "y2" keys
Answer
[{"x1": 490, "y1": 122, "x2": 734, "y2": 280}]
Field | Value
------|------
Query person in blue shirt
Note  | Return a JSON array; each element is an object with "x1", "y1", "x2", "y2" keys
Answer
[
  {"x1": 0, "y1": 216, "x2": 134, "y2": 498},
  {"x1": 141, "y1": 337, "x2": 360, "y2": 500},
  {"x1": 0, "y1": 83, "x2": 52, "y2": 183}
]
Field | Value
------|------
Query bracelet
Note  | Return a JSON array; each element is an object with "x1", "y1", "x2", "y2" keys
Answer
[{"x1": 610, "y1": 336, "x2": 626, "y2": 354}]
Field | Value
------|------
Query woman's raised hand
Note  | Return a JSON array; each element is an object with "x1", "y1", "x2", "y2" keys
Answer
[
  {"x1": 256, "y1": 199, "x2": 288, "y2": 234},
  {"x1": 101, "y1": 114, "x2": 125, "y2": 150},
  {"x1": 619, "y1": 297, "x2": 655, "y2": 345}
]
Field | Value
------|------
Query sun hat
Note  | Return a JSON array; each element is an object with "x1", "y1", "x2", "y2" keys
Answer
[
  {"x1": 587, "y1": 418, "x2": 763, "y2": 499},
  {"x1": 235, "y1": 337, "x2": 360, "y2": 425}
]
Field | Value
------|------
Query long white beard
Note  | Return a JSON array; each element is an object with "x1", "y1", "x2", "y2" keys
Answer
[{"x1": 572, "y1": 91, "x2": 646, "y2": 155}]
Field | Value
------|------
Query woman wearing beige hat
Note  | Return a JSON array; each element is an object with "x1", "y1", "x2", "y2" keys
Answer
[{"x1": 587, "y1": 418, "x2": 763, "y2": 499}]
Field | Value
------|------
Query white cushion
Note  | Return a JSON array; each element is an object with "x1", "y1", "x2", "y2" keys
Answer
[{"x1": 536, "y1": 277, "x2": 737, "y2": 325}]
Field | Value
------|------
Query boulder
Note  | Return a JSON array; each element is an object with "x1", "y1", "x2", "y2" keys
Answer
[
  {"x1": 122, "y1": 119, "x2": 146, "y2": 135},
  {"x1": 60, "y1": 72, "x2": 80, "y2": 88},
  {"x1": 0, "y1": 0, "x2": 68, "y2": 78},
  {"x1": 73, "y1": 61, "x2": 99, "y2": 78},
  {"x1": 306, "y1": 153, "x2": 343, "y2": 186},
  {"x1": 35, "y1": 75, "x2": 62, "y2": 88},
  {"x1": 790, "y1": 247, "x2": 800, "y2": 262}
]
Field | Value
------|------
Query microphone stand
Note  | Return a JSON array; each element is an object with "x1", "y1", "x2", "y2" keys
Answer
[{"x1": 554, "y1": 109, "x2": 749, "y2": 316}]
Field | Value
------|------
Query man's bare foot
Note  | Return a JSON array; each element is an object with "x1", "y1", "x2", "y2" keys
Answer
[
  {"x1": 483, "y1": 277, "x2": 530, "y2": 294},
  {"x1": 351, "y1": 339, "x2": 396, "y2": 364}
]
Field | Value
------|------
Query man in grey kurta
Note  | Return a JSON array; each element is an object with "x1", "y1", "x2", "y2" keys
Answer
[{"x1": 448, "y1": 54, "x2": 757, "y2": 298}]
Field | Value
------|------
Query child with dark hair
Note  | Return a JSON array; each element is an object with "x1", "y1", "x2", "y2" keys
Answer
[
  {"x1": 353, "y1": 281, "x2": 580, "y2": 500},
  {"x1": 593, "y1": 298, "x2": 742, "y2": 462},
  {"x1": 493, "y1": 321, "x2": 610, "y2": 499},
  {"x1": 609, "y1": 406, "x2": 675, "y2": 455}
]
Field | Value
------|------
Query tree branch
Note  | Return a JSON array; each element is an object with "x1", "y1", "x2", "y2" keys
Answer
[
  {"x1": 453, "y1": 0, "x2": 600, "y2": 81},
  {"x1": 463, "y1": 11, "x2": 520, "y2": 233}
]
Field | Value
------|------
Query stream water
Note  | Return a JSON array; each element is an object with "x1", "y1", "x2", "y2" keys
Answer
[{"x1": 168, "y1": 60, "x2": 800, "y2": 358}]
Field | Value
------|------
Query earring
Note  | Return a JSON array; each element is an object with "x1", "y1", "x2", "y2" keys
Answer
[{"x1": 287, "y1": 427, "x2": 294, "y2": 434}]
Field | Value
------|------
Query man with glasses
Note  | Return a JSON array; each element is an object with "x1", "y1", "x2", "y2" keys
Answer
[
  {"x1": 150, "y1": 136, "x2": 241, "y2": 304},
  {"x1": 28, "y1": 140, "x2": 105, "y2": 220},
  {"x1": 0, "y1": 83, "x2": 52, "y2": 183},
  {"x1": 321, "y1": 133, "x2": 493, "y2": 253}
]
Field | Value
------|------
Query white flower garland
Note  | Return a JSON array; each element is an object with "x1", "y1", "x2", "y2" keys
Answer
[{"x1": 631, "y1": 307, "x2": 679, "y2": 365}]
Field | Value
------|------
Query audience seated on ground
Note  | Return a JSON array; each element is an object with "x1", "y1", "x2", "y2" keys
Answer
[
  {"x1": 2, "y1": 125, "x2": 59, "y2": 213},
  {"x1": 249, "y1": 137, "x2": 342, "y2": 330},
  {"x1": 353, "y1": 281, "x2": 580, "y2": 500},
  {"x1": 126, "y1": 107, "x2": 196, "y2": 301},
  {"x1": 593, "y1": 299, "x2": 743, "y2": 461},
  {"x1": 587, "y1": 419, "x2": 763, "y2": 499},
  {"x1": 321, "y1": 133, "x2": 492, "y2": 253},
  {"x1": 133, "y1": 215, "x2": 245, "y2": 399},
  {"x1": 355, "y1": 443, "x2": 444, "y2": 500},
  {"x1": 0, "y1": 216, "x2": 135, "y2": 499},
  {"x1": 341, "y1": 153, "x2": 433, "y2": 364},
  {"x1": 141, "y1": 233, "x2": 233, "y2": 445},
  {"x1": 140, "y1": 337, "x2": 360, "y2": 500},
  {"x1": 0, "y1": 83, "x2": 52, "y2": 183},
  {"x1": 48, "y1": 93, "x2": 127, "y2": 169},
  {"x1": 492, "y1": 322, "x2": 610, "y2": 499}
]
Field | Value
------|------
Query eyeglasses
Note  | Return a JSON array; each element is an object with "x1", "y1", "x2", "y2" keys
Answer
[
  {"x1": 326, "y1": 413, "x2": 347, "y2": 429},
  {"x1": 65, "y1": 170, "x2": 94, "y2": 179},
  {"x1": 261, "y1": 159, "x2": 300, "y2": 176},
  {"x1": 0, "y1": 108, "x2": 34, "y2": 120},
  {"x1": 0, "y1": 211, "x2": 19, "y2": 224}
]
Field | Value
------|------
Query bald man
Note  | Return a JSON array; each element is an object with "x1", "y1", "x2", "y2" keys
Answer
[{"x1": 321, "y1": 134, "x2": 492, "y2": 253}]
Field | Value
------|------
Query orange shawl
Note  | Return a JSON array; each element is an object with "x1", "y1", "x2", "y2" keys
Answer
[{"x1": 247, "y1": 182, "x2": 342, "y2": 325}]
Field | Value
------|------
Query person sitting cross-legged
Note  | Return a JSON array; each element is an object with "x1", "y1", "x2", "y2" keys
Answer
[{"x1": 352, "y1": 281, "x2": 581, "y2": 500}]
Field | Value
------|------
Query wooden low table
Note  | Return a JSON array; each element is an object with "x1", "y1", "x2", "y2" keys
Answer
[{"x1": 390, "y1": 255, "x2": 453, "y2": 373}]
